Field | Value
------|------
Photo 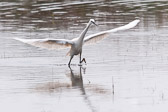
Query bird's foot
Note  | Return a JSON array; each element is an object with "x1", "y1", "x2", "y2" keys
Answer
[
  {"x1": 80, "y1": 58, "x2": 87, "y2": 64},
  {"x1": 79, "y1": 58, "x2": 87, "y2": 66}
]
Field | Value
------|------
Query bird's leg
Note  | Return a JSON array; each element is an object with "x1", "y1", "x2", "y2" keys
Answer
[
  {"x1": 81, "y1": 58, "x2": 86, "y2": 64},
  {"x1": 82, "y1": 58, "x2": 86, "y2": 63},
  {"x1": 78, "y1": 52, "x2": 82, "y2": 66},
  {"x1": 68, "y1": 56, "x2": 73, "y2": 66},
  {"x1": 79, "y1": 52, "x2": 87, "y2": 64},
  {"x1": 79, "y1": 52, "x2": 82, "y2": 64}
]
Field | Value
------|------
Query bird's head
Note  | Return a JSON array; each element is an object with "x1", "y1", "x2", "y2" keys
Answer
[{"x1": 90, "y1": 19, "x2": 98, "y2": 26}]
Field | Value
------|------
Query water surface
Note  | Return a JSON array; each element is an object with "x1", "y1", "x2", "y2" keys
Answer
[{"x1": 0, "y1": 0, "x2": 168, "y2": 112}]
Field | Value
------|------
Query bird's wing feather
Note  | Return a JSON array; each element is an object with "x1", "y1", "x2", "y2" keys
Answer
[
  {"x1": 84, "y1": 19, "x2": 140, "y2": 45},
  {"x1": 14, "y1": 38, "x2": 73, "y2": 50}
]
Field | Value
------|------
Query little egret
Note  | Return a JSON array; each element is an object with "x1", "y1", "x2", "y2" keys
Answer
[{"x1": 14, "y1": 19, "x2": 140, "y2": 66}]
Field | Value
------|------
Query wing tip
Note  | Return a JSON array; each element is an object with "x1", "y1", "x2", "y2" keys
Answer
[
  {"x1": 134, "y1": 19, "x2": 140, "y2": 24},
  {"x1": 14, "y1": 37, "x2": 22, "y2": 41},
  {"x1": 131, "y1": 19, "x2": 140, "y2": 27},
  {"x1": 14, "y1": 37, "x2": 28, "y2": 43}
]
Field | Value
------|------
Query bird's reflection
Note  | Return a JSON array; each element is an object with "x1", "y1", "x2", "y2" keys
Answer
[
  {"x1": 68, "y1": 66, "x2": 84, "y2": 89},
  {"x1": 68, "y1": 66, "x2": 96, "y2": 112},
  {"x1": 36, "y1": 66, "x2": 109, "y2": 112}
]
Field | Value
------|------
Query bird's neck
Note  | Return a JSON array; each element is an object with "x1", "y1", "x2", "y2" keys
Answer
[{"x1": 78, "y1": 22, "x2": 92, "y2": 43}]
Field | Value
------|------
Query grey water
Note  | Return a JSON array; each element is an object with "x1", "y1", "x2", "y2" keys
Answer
[{"x1": 0, "y1": 0, "x2": 168, "y2": 112}]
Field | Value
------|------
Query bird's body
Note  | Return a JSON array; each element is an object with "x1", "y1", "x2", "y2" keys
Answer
[
  {"x1": 14, "y1": 19, "x2": 140, "y2": 66},
  {"x1": 67, "y1": 19, "x2": 96, "y2": 65}
]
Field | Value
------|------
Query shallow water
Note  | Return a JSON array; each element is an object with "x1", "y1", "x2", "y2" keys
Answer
[{"x1": 1, "y1": 0, "x2": 168, "y2": 112}]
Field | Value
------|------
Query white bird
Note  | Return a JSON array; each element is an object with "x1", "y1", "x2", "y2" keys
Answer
[{"x1": 14, "y1": 19, "x2": 140, "y2": 66}]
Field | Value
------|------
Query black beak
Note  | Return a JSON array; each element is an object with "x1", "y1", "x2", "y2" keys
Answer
[{"x1": 92, "y1": 21, "x2": 98, "y2": 26}]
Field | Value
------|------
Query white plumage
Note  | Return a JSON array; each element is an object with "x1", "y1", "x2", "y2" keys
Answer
[
  {"x1": 14, "y1": 38, "x2": 73, "y2": 50},
  {"x1": 14, "y1": 19, "x2": 140, "y2": 66}
]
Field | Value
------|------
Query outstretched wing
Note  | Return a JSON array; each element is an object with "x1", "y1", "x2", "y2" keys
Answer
[
  {"x1": 84, "y1": 19, "x2": 140, "y2": 45},
  {"x1": 14, "y1": 38, "x2": 73, "y2": 50}
]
